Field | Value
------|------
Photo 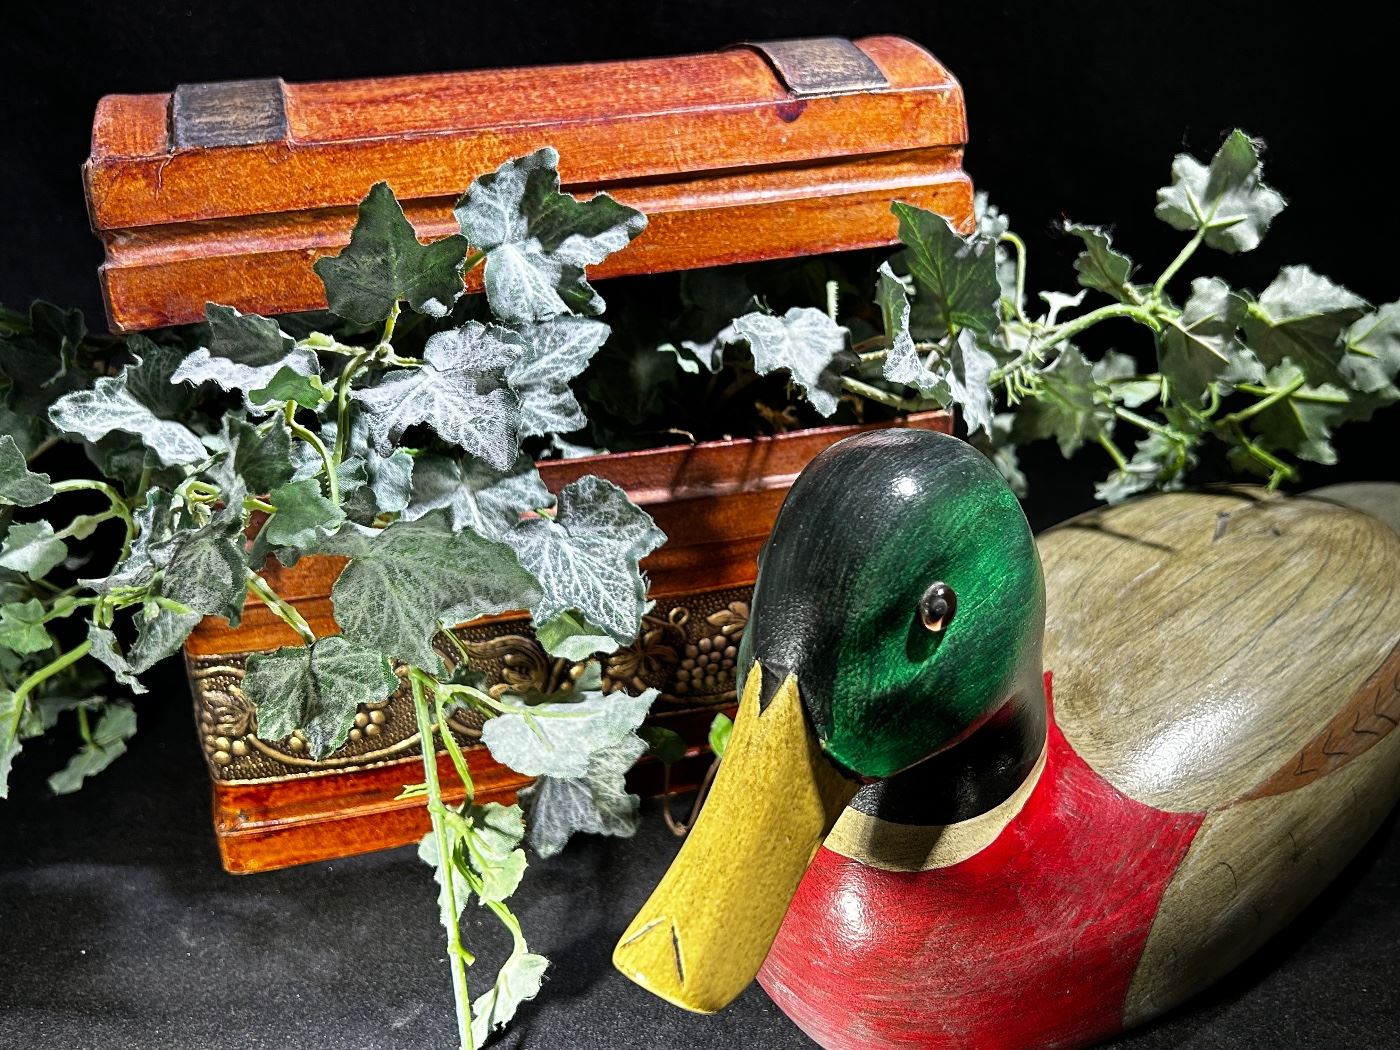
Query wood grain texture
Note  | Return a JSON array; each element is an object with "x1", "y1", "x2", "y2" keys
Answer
[
  {"x1": 1124, "y1": 704, "x2": 1400, "y2": 1024},
  {"x1": 1040, "y1": 488, "x2": 1400, "y2": 812},
  {"x1": 84, "y1": 35, "x2": 974, "y2": 331}
]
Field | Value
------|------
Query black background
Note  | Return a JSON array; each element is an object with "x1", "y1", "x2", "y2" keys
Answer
[{"x1": 2, "y1": 2, "x2": 1399, "y2": 1048}]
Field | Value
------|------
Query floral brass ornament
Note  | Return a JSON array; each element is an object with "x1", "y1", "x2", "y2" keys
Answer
[{"x1": 188, "y1": 587, "x2": 751, "y2": 781}]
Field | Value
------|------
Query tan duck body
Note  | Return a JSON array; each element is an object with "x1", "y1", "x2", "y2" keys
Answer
[
  {"x1": 759, "y1": 485, "x2": 1400, "y2": 1048},
  {"x1": 615, "y1": 430, "x2": 1400, "y2": 1049}
]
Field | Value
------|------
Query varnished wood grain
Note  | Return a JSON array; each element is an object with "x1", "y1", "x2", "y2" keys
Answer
[
  {"x1": 85, "y1": 36, "x2": 974, "y2": 331},
  {"x1": 1040, "y1": 488, "x2": 1400, "y2": 812},
  {"x1": 1124, "y1": 704, "x2": 1400, "y2": 1023}
]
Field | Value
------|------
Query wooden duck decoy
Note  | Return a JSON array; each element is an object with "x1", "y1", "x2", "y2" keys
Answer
[{"x1": 612, "y1": 428, "x2": 1400, "y2": 1049}]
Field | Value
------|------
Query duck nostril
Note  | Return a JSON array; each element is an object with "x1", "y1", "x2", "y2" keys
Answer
[{"x1": 919, "y1": 581, "x2": 957, "y2": 633}]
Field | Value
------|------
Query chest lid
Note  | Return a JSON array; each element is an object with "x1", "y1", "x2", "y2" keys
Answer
[{"x1": 85, "y1": 35, "x2": 972, "y2": 332}]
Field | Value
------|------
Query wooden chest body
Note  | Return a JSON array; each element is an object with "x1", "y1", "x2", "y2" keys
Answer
[{"x1": 83, "y1": 36, "x2": 967, "y2": 872}]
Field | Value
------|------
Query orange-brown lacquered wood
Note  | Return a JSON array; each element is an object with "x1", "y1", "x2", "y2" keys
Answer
[{"x1": 84, "y1": 36, "x2": 974, "y2": 331}]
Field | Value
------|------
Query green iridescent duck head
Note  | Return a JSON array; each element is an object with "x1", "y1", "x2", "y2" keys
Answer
[
  {"x1": 615, "y1": 428, "x2": 1047, "y2": 1014},
  {"x1": 740, "y1": 426, "x2": 1046, "y2": 780}
]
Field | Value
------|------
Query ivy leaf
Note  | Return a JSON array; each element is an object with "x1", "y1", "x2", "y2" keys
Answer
[
  {"x1": 733, "y1": 307, "x2": 855, "y2": 417},
  {"x1": 464, "y1": 801, "x2": 528, "y2": 903},
  {"x1": 891, "y1": 201, "x2": 1000, "y2": 335},
  {"x1": 967, "y1": 412, "x2": 1028, "y2": 498},
  {"x1": 470, "y1": 949, "x2": 550, "y2": 1048},
  {"x1": 1016, "y1": 345, "x2": 1115, "y2": 456},
  {"x1": 320, "y1": 511, "x2": 539, "y2": 667},
  {"x1": 149, "y1": 513, "x2": 248, "y2": 624},
  {"x1": 454, "y1": 147, "x2": 646, "y2": 324},
  {"x1": 517, "y1": 731, "x2": 648, "y2": 857},
  {"x1": 340, "y1": 449, "x2": 414, "y2": 526},
  {"x1": 502, "y1": 317, "x2": 610, "y2": 438},
  {"x1": 265, "y1": 479, "x2": 345, "y2": 551},
  {"x1": 503, "y1": 476, "x2": 664, "y2": 651},
  {"x1": 1249, "y1": 362, "x2": 1352, "y2": 465},
  {"x1": 417, "y1": 828, "x2": 473, "y2": 922},
  {"x1": 86, "y1": 623, "x2": 148, "y2": 694},
  {"x1": 0, "y1": 435, "x2": 53, "y2": 507},
  {"x1": 203, "y1": 414, "x2": 301, "y2": 496},
  {"x1": 974, "y1": 193, "x2": 1017, "y2": 305},
  {"x1": 47, "y1": 701, "x2": 137, "y2": 795},
  {"x1": 942, "y1": 330, "x2": 1000, "y2": 437},
  {"x1": 314, "y1": 181, "x2": 470, "y2": 324},
  {"x1": 1155, "y1": 130, "x2": 1287, "y2": 253},
  {"x1": 119, "y1": 337, "x2": 198, "y2": 418},
  {"x1": 352, "y1": 323, "x2": 520, "y2": 471},
  {"x1": 1038, "y1": 289, "x2": 1087, "y2": 327},
  {"x1": 676, "y1": 268, "x2": 756, "y2": 372},
  {"x1": 0, "y1": 301, "x2": 92, "y2": 426},
  {"x1": 533, "y1": 609, "x2": 617, "y2": 661},
  {"x1": 1064, "y1": 223, "x2": 1137, "y2": 302},
  {"x1": 708, "y1": 712, "x2": 733, "y2": 759},
  {"x1": 404, "y1": 453, "x2": 551, "y2": 539},
  {"x1": 128, "y1": 608, "x2": 204, "y2": 675},
  {"x1": 242, "y1": 635, "x2": 399, "y2": 758},
  {"x1": 1, "y1": 688, "x2": 23, "y2": 797},
  {"x1": 172, "y1": 305, "x2": 319, "y2": 399},
  {"x1": 482, "y1": 682, "x2": 655, "y2": 779},
  {"x1": 0, "y1": 521, "x2": 67, "y2": 579},
  {"x1": 0, "y1": 598, "x2": 53, "y2": 654},
  {"x1": 1157, "y1": 277, "x2": 1260, "y2": 402},
  {"x1": 1243, "y1": 265, "x2": 1368, "y2": 385},
  {"x1": 50, "y1": 353, "x2": 208, "y2": 467},
  {"x1": 1340, "y1": 301, "x2": 1400, "y2": 394},
  {"x1": 1095, "y1": 431, "x2": 1199, "y2": 504},
  {"x1": 638, "y1": 725, "x2": 686, "y2": 766},
  {"x1": 250, "y1": 366, "x2": 331, "y2": 410},
  {"x1": 1092, "y1": 351, "x2": 1160, "y2": 408},
  {"x1": 878, "y1": 263, "x2": 946, "y2": 400}
]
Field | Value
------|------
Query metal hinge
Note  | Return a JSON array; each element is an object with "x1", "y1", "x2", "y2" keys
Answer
[{"x1": 738, "y1": 37, "x2": 889, "y2": 97}]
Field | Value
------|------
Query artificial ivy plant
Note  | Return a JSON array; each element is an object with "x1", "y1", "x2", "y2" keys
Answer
[{"x1": 1, "y1": 131, "x2": 1395, "y2": 1049}]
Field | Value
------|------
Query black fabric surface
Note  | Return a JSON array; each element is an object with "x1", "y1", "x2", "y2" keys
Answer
[
  {"x1": 2, "y1": 660, "x2": 1399, "y2": 1050},
  {"x1": 3, "y1": 2, "x2": 1400, "y2": 1047}
]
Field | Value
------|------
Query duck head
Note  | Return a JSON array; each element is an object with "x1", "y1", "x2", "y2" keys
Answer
[{"x1": 613, "y1": 429, "x2": 1046, "y2": 1012}]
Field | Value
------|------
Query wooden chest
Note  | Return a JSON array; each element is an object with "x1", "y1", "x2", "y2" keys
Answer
[{"x1": 84, "y1": 36, "x2": 967, "y2": 872}]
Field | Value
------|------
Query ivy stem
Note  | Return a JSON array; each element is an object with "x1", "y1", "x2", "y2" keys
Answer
[
  {"x1": 1039, "y1": 302, "x2": 1162, "y2": 353},
  {"x1": 332, "y1": 351, "x2": 372, "y2": 466},
  {"x1": 6, "y1": 641, "x2": 95, "y2": 747},
  {"x1": 1154, "y1": 226, "x2": 1208, "y2": 297},
  {"x1": 463, "y1": 249, "x2": 486, "y2": 274},
  {"x1": 999, "y1": 231, "x2": 1031, "y2": 325},
  {"x1": 1220, "y1": 375, "x2": 1307, "y2": 425},
  {"x1": 245, "y1": 570, "x2": 316, "y2": 645},
  {"x1": 1115, "y1": 406, "x2": 1177, "y2": 438},
  {"x1": 244, "y1": 496, "x2": 277, "y2": 516},
  {"x1": 284, "y1": 402, "x2": 339, "y2": 504},
  {"x1": 1097, "y1": 433, "x2": 1129, "y2": 472},
  {"x1": 839, "y1": 375, "x2": 936, "y2": 412},
  {"x1": 410, "y1": 672, "x2": 476, "y2": 1050},
  {"x1": 50, "y1": 479, "x2": 136, "y2": 558},
  {"x1": 1230, "y1": 430, "x2": 1298, "y2": 485}
]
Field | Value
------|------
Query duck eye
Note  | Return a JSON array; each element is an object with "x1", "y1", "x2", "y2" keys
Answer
[{"x1": 918, "y1": 581, "x2": 957, "y2": 633}]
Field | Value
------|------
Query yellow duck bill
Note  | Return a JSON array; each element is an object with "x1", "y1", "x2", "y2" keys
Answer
[{"x1": 612, "y1": 667, "x2": 857, "y2": 1013}]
